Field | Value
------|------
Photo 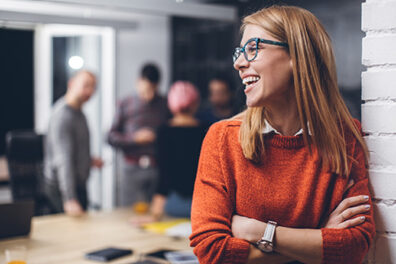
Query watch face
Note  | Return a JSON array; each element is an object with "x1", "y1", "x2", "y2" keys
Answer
[{"x1": 258, "y1": 241, "x2": 273, "y2": 253}]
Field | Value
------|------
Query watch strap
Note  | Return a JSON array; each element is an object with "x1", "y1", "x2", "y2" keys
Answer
[{"x1": 262, "y1": 220, "x2": 277, "y2": 242}]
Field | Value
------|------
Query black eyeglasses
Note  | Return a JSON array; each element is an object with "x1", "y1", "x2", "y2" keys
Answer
[{"x1": 232, "y1": 37, "x2": 288, "y2": 63}]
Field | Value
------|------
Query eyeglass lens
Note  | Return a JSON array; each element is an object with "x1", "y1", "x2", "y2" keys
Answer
[
  {"x1": 233, "y1": 39, "x2": 258, "y2": 63},
  {"x1": 244, "y1": 39, "x2": 258, "y2": 61}
]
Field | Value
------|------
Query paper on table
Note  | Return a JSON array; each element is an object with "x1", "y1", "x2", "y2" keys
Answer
[
  {"x1": 165, "y1": 222, "x2": 192, "y2": 238},
  {"x1": 142, "y1": 219, "x2": 190, "y2": 235}
]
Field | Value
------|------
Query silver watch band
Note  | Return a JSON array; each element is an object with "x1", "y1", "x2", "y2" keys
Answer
[
  {"x1": 262, "y1": 220, "x2": 277, "y2": 242},
  {"x1": 256, "y1": 220, "x2": 277, "y2": 253}
]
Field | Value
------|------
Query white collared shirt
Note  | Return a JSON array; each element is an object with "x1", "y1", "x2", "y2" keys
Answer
[{"x1": 262, "y1": 119, "x2": 311, "y2": 136}]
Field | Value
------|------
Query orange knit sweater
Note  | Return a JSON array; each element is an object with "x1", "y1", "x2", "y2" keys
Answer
[{"x1": 189, "y1": 120, "x2": 375, "y2": 264}]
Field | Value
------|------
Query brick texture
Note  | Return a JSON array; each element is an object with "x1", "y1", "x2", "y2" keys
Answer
[
  {"x1": 373, "y1": 203, "x2": 396, "y2": 233},
  {"x1": 362, "y1": 104, "x2": 396, "y2": 133},
  {"x1": 362, "y1": 70, "x2": 396, "y2": 100},
  {"x1": 362, "y1": 36, "x2": 396, "y2": 66},
  {"x1": 375, "y1": 234, "x2": 396, "y2": 263},
  {"x1": 362, "y1": 1, "x2": 396, "y2": 30},
  {"x1": 364, "y1": 136, "x2": 396, "y2": 167},
  {"x1": 362, "y1": 0, "x2": 396, "y2": 262},
  {"x1": 369, "y1": 169, "x2": 396, "y2": 200}
]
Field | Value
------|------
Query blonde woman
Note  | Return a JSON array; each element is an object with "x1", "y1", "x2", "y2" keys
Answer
[{"x1": 189, "y1": 5, "x2": 375, "y2": 264}]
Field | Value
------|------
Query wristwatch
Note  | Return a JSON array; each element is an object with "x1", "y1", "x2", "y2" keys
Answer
[{"x1": 256, "y1": 220, "x2": 277, "y2": 253}]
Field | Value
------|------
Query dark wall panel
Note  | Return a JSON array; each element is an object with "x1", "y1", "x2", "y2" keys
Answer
[{"x1": 0, "y1": 29, "x2": 34, "y2": 155}]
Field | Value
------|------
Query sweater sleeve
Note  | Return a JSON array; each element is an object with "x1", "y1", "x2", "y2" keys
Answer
[
  {"x1": 189, "y1": 122, "x2": 250, "y2": 264},
  {"x1": 107, "y1": 99, "x2": 140, "y2": 150},
  {"x1": 321, "y1": 139, "x2": 376, "y2": 264},
  {"x1": 51, "y1": 115, "x2": 77, "y2": 201}
]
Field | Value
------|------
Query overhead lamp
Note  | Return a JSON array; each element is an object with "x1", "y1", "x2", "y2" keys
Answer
[{"x1": 68, "y1": 56, "x2": 84, "y2": 70}]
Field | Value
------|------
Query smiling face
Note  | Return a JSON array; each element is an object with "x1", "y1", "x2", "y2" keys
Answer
[{"x1": 233, "y1": 24, "x2": 294, "y2": 108}]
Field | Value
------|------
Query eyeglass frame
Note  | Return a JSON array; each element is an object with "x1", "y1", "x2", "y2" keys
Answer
[{"x1": 233, "y1": 37, "x2": 289, "y2": 63}]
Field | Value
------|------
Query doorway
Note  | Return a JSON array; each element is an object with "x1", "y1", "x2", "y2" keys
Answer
[{"x1": 34, "y1": 24, "x2": 116, "y2": 210}]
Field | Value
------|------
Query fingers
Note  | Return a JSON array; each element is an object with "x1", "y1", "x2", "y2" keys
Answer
[
  {"x1": 335, "y1": 195, "x2": 370, "y2": 214},
  {"x1": 340, "y1": 204, "x2": 371, "y2": 221},
  {"x1": 338, "y1": 216, "x2": 366, "y2": 229}
]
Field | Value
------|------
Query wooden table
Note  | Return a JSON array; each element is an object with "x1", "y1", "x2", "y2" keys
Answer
[{"x1": 0, "y1": 208, "x2": 192, "y2": 263}]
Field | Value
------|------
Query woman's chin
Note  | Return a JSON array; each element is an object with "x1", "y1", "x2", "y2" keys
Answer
[{"x1": 246, "y1": 99, "x2": 258, "y2": 108}]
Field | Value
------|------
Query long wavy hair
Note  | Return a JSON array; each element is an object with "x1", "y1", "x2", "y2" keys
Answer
[{"x1": 238, "y1": 5, "x2": 367, "y2": 176}]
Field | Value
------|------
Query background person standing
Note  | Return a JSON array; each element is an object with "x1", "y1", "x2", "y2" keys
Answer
[
  {"x1": 44, "y1": 70, "x2": 103, "y2": 217},
  {"x1": 108, "y1": 63, "x2": 169, "y2": 207},
  {"x1": 196, "y1": 75, "x2": 238, "y2": 124}
]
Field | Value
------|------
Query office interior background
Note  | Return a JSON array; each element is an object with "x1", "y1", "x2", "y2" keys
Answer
[
  {"x1": 0, "y1": 0, "x2": 364, "y2": 206},
  {"x1": 0, "y1": 0, "x2": 364, "y2": 205},
  {"x1": 0, "y1": 0, "x2": 366, "y2": 210},
  {"x1": 2, "y1": 0, "x2": 396, "y2": 262},
  {"x1": 0, "y1": 0, "x2": 364, "y2": 208}
]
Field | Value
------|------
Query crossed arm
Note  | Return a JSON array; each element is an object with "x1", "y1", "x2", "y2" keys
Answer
[
  {"x1": 232, "y1": 193, "x2": 371, "y2": 264},
  {"x1": 190, "y1": 124, "x2": 375, "y2": 264},
  {"x1": 191, "y1": 178, "x2": 374, "y2": 264}
]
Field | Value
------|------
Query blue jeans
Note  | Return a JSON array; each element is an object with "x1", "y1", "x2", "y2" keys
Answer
[{"x1": 164, "y1": 192, "x2": 192, "y2": 218}]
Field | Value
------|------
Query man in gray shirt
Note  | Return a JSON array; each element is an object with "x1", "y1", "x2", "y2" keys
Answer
[{"x1": 44, "y1": 70, "x2": 103, "y2": 216}]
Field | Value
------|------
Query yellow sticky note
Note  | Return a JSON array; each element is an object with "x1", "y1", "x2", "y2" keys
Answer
[{"x1": 143, "y1": 219, "x2": 190, "y2": 234}]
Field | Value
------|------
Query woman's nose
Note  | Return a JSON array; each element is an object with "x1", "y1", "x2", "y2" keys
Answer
[{"x1": 233, "y1": 54, "x2": 249, "y2": 71}]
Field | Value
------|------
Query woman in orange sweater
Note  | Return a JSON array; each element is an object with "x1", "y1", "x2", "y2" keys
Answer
[{"x1": 189, "y1": 5, "x2": 375, "y2": 264}]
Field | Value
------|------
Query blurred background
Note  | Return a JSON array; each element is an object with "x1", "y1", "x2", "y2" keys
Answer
[{"x1": 0, "y1": 0, "x2": 363, "y2": 210}]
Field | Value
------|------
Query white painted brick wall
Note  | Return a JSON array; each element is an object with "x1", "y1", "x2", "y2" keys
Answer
[
  {"x1": 374, "y1": 203, "x2": 396, "y2": 233},
  {"x1": 369, "y1": 169, "x2": 396, "y2": 200},
  {"x1": 362, "y1": 0, "x2": 396, "y2": 262},
  {"x1": 365, "y1": 136, "x2": 396, "y2": 167},
  {"x1": 362, "y1": 36, "x2": 396, "y2": 65},
  {"x1": 362, "y1": 70, "x2": 396, "y2": 100},
  {"x1": 375, "y1": 235, "x2": 396, "y2": 263},
  {"x1": 362, "y1": 104, "x2": 396, "y2": 133},
  {"x1": 362, "y1": 1, "x2": 396, "y2": 30}
]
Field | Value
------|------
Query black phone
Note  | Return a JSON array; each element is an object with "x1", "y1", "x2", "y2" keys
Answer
[
  {"x1": 145, "y1": 249, "x2": 174, "y2": 260},
  {"x1": 85, "y1": 247, "x2": 133, "y2": 262}
]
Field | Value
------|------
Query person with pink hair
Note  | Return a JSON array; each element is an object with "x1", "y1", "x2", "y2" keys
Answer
[
  {"x1": 167, "y1": 81, "x2": 200, "y2": 122},
  {"x1": 132, "y1": 81, "x2": 209, "y2": 225}
]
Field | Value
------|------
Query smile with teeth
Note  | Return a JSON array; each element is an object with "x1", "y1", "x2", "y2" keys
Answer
[{"x1": 242, "y1": 76, "x2": 260, "y2": 86}]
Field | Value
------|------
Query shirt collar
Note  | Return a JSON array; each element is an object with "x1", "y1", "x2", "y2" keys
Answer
[{"x1": 262, "y1": 119, "x2": 311, "y2": 136}]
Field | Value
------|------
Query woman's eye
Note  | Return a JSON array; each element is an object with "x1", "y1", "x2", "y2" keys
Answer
[{"x1": 246, "y1": 46, "x2": 256, "y2": 53}]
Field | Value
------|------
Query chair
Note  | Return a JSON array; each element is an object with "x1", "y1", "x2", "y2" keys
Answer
[{"x1": 5, "y1": 130, "x2": 54, "y2": 215}]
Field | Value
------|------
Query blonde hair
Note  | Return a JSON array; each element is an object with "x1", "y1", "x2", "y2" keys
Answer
[{"x1": 238, "y1": 5, "x2": 367, "y2": 175}]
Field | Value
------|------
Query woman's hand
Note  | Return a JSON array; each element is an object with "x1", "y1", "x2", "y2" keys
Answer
[
  {"x1": 322, "y1": 179, "x2": 371, "y2": 229},
  {"x1": 233, "y1": 181, "x2": 371, "y2": 241},
  {"x1": 232, "y1": 215, "x2": 266, "y2": 243},
  {"x1": 323, "y1": 195, "x2": 370, "y2": 229}
]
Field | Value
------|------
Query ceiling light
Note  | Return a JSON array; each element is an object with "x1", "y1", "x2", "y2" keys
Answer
[{"x1": 68, "y1": 56, "x2": 84, "y2": 70}]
